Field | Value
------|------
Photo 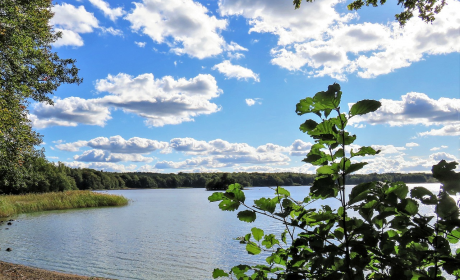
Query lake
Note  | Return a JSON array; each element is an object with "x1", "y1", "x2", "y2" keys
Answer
[{"x1": 0, "y1": 184, "x2": 454, "y2": 279}]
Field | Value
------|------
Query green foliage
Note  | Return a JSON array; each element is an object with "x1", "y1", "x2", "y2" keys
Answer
[
  {"x1": 209, "y1": 83, "x2": 460, "y2": 279},
  {"x1": 0, "y1": 0, "x2": 82, "y2": 192},
  {"x1": 292, "y1": 0, "x2": 446, "y2": 25}
]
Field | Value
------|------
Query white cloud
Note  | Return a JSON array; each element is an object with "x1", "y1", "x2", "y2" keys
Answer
[
  {"x1": 135, "y1": 41, "x2": 146, "y2": 47},
  {"x1": 53, "y1": 29, "x2": 84, "y2": 47},
  {"x1": 430, "y1": 152, "x2": 457, "y2": 162},
  {"x1": 245, "y1": 98, "x2": 262, "y2": 106},
  {"x1": 64, "y1": 161, "x2": 137, "y2": 172},
  {"x1": 51, "y1": 3, "x2": 99, "y2": 47},
  {"x1": 125, "y1": 0, "x2": 228, "y2": 59},
  {"x1": 31, "y1": 73, "x2": 223, "y2": 129},
  {"x1": 220, "y1": 0, "x2": 460, "y2": 79},
  {"x1": 406, "y1": 142, "x2": 419, "y2": 147},
  {"x1": 88, "y1": 0, "x2": 125, "y2": 21},
  {"x1": 225, "y1": 41, "x2": 248, "y2": 52},
  {"x1": 227, "y1": 52, "x2": 245, "y2": 60},
  {"x1": 56, "y1": 140, "x2": 89, "y2": 152},
  {"x1": 419, "y1": 125, "x2": 460, "y2": 136},
  {"x1": 430, "y1": 145, "x2": 448, "y2": 151},
  {"x1": 87, "y1": 136, "x2": 169, "y2": 153},
  {"x1": 212, "y1": 60, "x2": 260, "y2": 82},
  {"x1": 30, "y1": 97, "x2": 111, "y2": 128},
  {"x1": 371, "y1": 145, "x2": 406, "y2": 155},
  {"x1": 349, "y1": 93, "x2": 460, "y2": 136},
  {"x1": 289, "y1": 139, "x2": 313, "y2": 156},
  {"x1": 96, "y1": 73, "x2": 222, "y2": 127},
  {"x1": 74, "y1": 149, "x2": 153, "y2": 163},
  {"x1": 256, "y1": 143, "x2": 289, "y2": 153},
  {"x1": 219, "y1": 0, "x2": 353, "y2": 46},
  {"x1": 100, "y1": 27, "x2": 123, "y2": 36}
]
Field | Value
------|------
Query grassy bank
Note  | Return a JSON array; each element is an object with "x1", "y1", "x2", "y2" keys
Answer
[{"x1": 0, "y1": 191, "x2": 128, "y2": 218}]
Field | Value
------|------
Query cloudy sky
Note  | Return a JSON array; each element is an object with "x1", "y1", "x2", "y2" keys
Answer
[{"x1": 34, "y1": 0, "x2": 459, "y2": 174}]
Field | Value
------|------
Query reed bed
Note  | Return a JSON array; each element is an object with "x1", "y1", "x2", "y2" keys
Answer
[{"x1": 0, "y1": 191, "x2": 128, "y2": 218}]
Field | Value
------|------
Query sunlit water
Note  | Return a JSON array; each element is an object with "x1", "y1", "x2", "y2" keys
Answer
[{"x1": 0, "y1": 184, "x2": 456, "y2": 279}]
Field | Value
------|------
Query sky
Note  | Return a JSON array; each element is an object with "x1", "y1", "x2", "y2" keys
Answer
[{"x1": 31, "y1": 0, "x2": 460, "y2": 174}]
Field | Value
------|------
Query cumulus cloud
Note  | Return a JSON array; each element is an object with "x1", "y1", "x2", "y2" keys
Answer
[
  {"x1": 51, "y1": 3, "x2": 124, "y2": 47},
  {"x1": 74, "y1": 149, "x2": 153, "y2": 162},
  {"x1": 30, "y1": 97, "x2": 111, "y2": 128},
  {"x1": 349, "y1": 93, "x2": 460, "y2": 136},
  {"x1": 88, "y1": 0, "x2": 125, "y2": 21},
  {"x1": 51, "y1": 3, "x2": 99, "y2": 47},
  {"x1": 87, "y1": 136, "x2": 169, "y2": 153},
  {"x1": 219, "y1": 0, "x2": 460, "y2": 79},
  {"x1": 31, "y1": 73, "x2": 222, "y2": 128},
  {"x1": 125, "y1": 0, "x2": 228, "y2": 59},
  {"x1": 55, "y1": 140, "x2": 89, "y2": 152},
  {"x1": 430, "y1": 145, "x2": 448, "y2": 151},
  {"x1": 418, "y1": 125, "x2": 460, "y2": 136},
  {"x1": 212, "y1": 60, "x2": 260, "y2": 82},
  {"x1": 245, "y1": 98, "x2": 262, "y2": 106},
  {"x1": 64, "y1": 161, "x2": 137, "y2": 172},
  {"x1": 406, "y1": 142, "x2": 419, "y2": 147},
  {"x1": 289, "y1": 140, "x2": 313, "y2": 156},
  {"x1": 96, "y1": 73, "x2": 222, "y2": 127}
]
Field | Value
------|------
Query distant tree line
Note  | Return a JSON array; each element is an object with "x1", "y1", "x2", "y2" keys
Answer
[{"x1": 0, "y1": 157, "x2": 437, "y2": 194}]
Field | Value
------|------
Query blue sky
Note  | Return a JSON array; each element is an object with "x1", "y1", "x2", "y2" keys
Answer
[{"x1": 32, "y1": 0, "x2": 459, "y2": 173}]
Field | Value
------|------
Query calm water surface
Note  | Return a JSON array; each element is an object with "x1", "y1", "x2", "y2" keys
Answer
[{"x1": 0, "y1": 184, "x2": 453, "y2": 279}]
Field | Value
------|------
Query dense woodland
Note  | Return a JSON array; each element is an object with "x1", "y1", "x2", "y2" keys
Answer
[{"x1": 0, "y1": 156, "x2": 436, "y2": 194}]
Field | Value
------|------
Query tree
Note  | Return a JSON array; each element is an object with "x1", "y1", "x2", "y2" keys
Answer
[
  {"x1": 0, "y1": 0, "x2": 82, "y2": 192},
  {"x1": 293, "y1": 0, "x2": 446, "y2": 25}
]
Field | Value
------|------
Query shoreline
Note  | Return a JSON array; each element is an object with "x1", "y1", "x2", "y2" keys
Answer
[{"x1": 0, "y1": 261, "x2": 113, "y2": 280}]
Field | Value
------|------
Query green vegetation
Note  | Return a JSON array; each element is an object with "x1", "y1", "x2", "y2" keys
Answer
[
  {"x1": 209, "y1": 83, "x2": 460, "y2": 279},
  {"x1": 0, "y1": 0, "x2": 81, "y2": 193},
  {"x1": 0, "y1": 191, "x2": 128, "y2": 218}
]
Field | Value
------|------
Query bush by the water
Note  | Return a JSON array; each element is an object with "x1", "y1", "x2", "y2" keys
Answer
[{"x1": 0, "y1": 191, "x2": 128, "y2": 218}]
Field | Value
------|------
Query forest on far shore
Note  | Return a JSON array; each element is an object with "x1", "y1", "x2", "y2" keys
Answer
[{"x1": 0, "y1": 157, "x2": 437, "y2": 194}]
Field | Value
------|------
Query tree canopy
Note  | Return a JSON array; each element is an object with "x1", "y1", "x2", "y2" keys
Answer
[
  {"x1": 293, "y1": 0, "x2": 446, "y2": 25},
  {"x1": 0, "y1": 0, "x2": 82, "y2": 192}
]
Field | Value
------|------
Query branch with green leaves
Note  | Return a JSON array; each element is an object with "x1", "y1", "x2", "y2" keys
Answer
[{"x1": 209, "y1": 83, "x2": 460, "y2": 280}]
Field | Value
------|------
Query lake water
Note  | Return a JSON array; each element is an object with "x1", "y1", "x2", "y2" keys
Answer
[{"x1": 0, "y1": 184, "x2": 455, "y2": 279}]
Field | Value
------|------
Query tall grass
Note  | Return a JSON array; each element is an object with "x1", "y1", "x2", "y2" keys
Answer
[{"x1": 0, "y1": 191, "x2": 128, "y2": 218}]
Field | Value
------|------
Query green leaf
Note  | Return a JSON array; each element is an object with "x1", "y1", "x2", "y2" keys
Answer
[
  {"x1": 345, "y1": 162, "x2": 367, "y2": 175},
  {"x1": 410, "y1": 187, "x2": 437, "y2": 205},
  {"x1": 218, "y1": 199, "x2": 240, "y2": 211},
  {"x1": 447, "y1": 228, "x2": 460, "y2": 244},
  {"x1": 296, "y1": 97, "x2": 314, "y2": 115},
  {"x1": 212, "y1": 268, "x2": 229, "y2": 278},
  {"x1": 231, "y1": 265, "x2": 250, "y2": 276},
  {"x1": 299, "y1": 119, "x2": 318, "y2": 133},
  {"x1": 386, "y1": 182, "x2": 409, "y2": 199},
  {"x1": 349, "y1": 100, "x2": 381, "y2": 117},
  {"x1": 237, "y1": 210, "x2": 257, "y2": 223},
  {"x1": 208, "y1": 192, "x2": 224, "y2": 202},
  {"x1": 349, "y1": 182, "x2": 373, "y2": 204},
  {"x1": 251, "y1": 227, "x2": 264, "y2": 242},
  {"x1": 437, "y1": 194, "x2": 459, "y2": 219},
  {"x1": 254, "y1": 197, "x2": 277, "y2": 213},
  {"x1": 262, "y1": 234, "x2": 279, "y2": 249},
  {"x1": 246, "y1": 242, "x2": 261, "y2": 255},
  {"x1": 350, "y1": 146, "x2": 380, "y2": 157},
  {"x1": 276, "y1": 187, "x2": 290, "y2": 197},
  {"x1": 402, "y1": 198, "x2": 418, "y2": 215}
]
